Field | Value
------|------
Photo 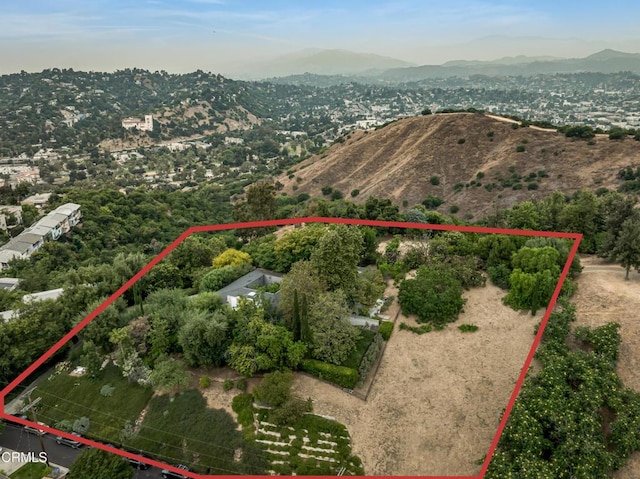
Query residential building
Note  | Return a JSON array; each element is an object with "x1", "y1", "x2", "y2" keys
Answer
[
  {"x1": 215, "y1": 269, "x2": 283, "y2": 310},
  {"x1": 0, "y1": 202, "x2": 81, "y2": 269},
  {"x1": 0, "y1": 277, "x2": 20, "y2": 291},
  {"x1": 122, "y1": 115, "x2": 153, "y2": 131},
  {"x1": 53, "y1": 203, "x2": 82, "y2": 227},
  {"x1": 21, "y1": 193, "x2": 51, "y2": 210},
  {"x1": 0, "y1": 206, "x2": 23, "y2": 232},
  {"x1": 31, "y1": 216, "x2": 62, "y2": 240}
]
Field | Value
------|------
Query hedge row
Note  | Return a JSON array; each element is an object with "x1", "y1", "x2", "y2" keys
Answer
[
  {"x1": 378, "y1": 321, "x2": 393, "y2": 340},
  {"x1": 357, "y1": 334, "x2": 384, "y2": 386},
  {"x1": 301, "y1": 359, "x2": 358, "y2": 389}
]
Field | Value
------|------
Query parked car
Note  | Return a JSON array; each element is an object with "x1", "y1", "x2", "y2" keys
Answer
[
  {"x1": 128, "y1": 454, "x2": 151, "y2": 470},
  {"x1": 55, "y1": 432, "x2": 83, "y2": 448},
  {"x1": 161, "y1": 464, "x2": 189, "y2": 479},
  {"x1": 23, "y1": 421, "x2": 47, "y2": 436}
]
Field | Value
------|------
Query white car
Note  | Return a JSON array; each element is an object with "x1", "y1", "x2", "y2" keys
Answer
[
  {"x1": 23, "y1": 421, "x2": 47, "y2": 436},
  {"x1": 55, "y1": 432, "x2": 83, "y2": 448}
]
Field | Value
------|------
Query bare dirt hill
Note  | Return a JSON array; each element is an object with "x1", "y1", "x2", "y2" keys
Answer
[{"x1": 279, "y1": 113, "x2": 640, "y2": 218}]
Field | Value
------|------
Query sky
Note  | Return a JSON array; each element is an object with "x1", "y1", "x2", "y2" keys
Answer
[{"x1": 2, "y1": 0, "x2": 640, "y2": 76}]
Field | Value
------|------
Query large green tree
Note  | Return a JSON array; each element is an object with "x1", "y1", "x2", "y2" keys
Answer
[
  {"x1": 607, "y1": 216, "x2": 640, "y2": 280},
  {"x1": 310, "y1": 224, "x2": 363, "y2": 298},
  {"x1": 278, "y1": 260, "x2": 328, "y2": 326},
  {"x1": 307, "y1": 290, "x2": 360, "y2": 365},
  {"x1": 68, "y1": 448, "x2": 133, "y2": 479},
  {"x1": 178, "y1": 309, "x2": 231, "y2": 367},
  {"x1": 149, "y1": 355, "x2": 191, "y2": 394},
  {"x1": 228, "y1": 302, "x2": 306, "y2": 376},
  {"x1": 398, "y1": 266, "x2": 465, "y2": 327}
]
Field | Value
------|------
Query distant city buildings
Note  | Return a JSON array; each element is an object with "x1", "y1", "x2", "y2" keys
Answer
[{"x1": 122, "y1": 115, "x2": 154, "y2": 131}]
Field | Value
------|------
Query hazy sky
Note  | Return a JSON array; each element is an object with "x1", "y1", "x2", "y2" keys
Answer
[{"x1": 2, "y1": 0, "x2": 640, "y2": 75}]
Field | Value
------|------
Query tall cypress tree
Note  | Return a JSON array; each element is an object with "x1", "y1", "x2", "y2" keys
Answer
[
  {"x1": 292, "y1": 288, "x2": 301, "y2": 341},
  {"x1": 300, "y1": 292, "x2": 312, "y2": 344}
]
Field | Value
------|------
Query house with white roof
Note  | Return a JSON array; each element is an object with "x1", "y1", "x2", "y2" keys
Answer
[{"x1": 53, "y1": 203, "x2": 82, "y2": 227}]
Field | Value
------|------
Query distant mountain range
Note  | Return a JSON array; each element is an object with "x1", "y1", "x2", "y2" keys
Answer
[
  {"x1": 234, "y1": 48, "x2": 640, "y2": 84},
  {"x1": 378, "y1": 49, "x2": 640, "y2": 82},
  {"x1": 231, "y1": 49, "x2": 416, "y2": 79}
]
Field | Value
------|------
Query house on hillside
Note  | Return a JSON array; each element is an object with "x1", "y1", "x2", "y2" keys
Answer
[
  {"x1": 215, "y1": 269, "x2": 283, "y2": 310},
  {"x1": 122, "y1": 115, "x2": 153, "y2": 131},
  {"x1": 31, "y1": 216, "x2": 63, "y2": 240},
  {"x1": 0, "y1": 277, "x2": 20, "y2": 291},
  {"x1": 0, "y1": 206, "x2": 23, "y2": 230},
  {"x1": 21, "y1": 193, "x2": 51, "y2": 210},
  {"x1": 53, "y1": 203, "x2": 82, "y2": 227},
  {"x1": 0, "y1": 249, "x2": 23, "y2": 270}
]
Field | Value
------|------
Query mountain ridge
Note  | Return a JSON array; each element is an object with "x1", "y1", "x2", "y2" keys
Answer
[{"x1": 277, "y1": 113, "x2": 640, "y2": 218}]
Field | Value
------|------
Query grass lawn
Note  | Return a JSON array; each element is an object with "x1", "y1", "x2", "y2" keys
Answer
[
  {"x1": 125, "y1": 389, "x2": 268, "y2": 475},
  {"x1": 9, "y1": 462, "x2": 51, "y2": 479},
  {"x1": 33, "y1": 364, "x2": 153, "y2": 443},
  {"x1": 342, "y1": 329, "x2": 376, "y2": 370}
]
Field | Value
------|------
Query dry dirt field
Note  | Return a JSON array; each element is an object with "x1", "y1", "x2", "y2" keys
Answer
[
  {"x1": 292, "y1": 281, "x2": 541, "y2": 476},
  {"x1": 572, "y1": 255, "x2": 640, "y2": 479}
]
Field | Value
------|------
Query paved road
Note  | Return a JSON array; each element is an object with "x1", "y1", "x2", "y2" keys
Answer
[{"x1": 0, "y1": 421, "x2": 163, "y2": 478}]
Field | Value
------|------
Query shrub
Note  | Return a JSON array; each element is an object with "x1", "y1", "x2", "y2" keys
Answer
[
  {"x1": 399, "y1": 322, "x2": 432, "y2": 334},
  {"x1": 223, "y1": 379, "x2": 234, "y2": 391},
  {"x1": 199, "y1": 376, "x2": 211, "y2": 389},
  {"x1": 449, "y1": 205, "x2": 460, "y2": 214},
  {"x1": 609, "y1": 127, "x2": 626, "y2": 140},
  {"x1": 563, "y1": 125, "x2": 595, "y2": 139},
  {"x1": 270, "y1": 398, "x2": 307, "y2": 426},
  {"x1": 378, "y1": 321, "x2": 394, "y2": 340},
  {"x1": 350, "y1": 189, "x2": 360, "y2": 197},
  {"x1": 199, "y1": 263, "x2": 252, "y2": 292},
  {"x1": 100, "y1": 384, "x2": 115, "y2": 397},
  {"x1": 454, "y1": 182, "x2": 464, "y2": 192},
  {"x1": 73, "y1": 416, "x2": 91, "y2": 435},
  {"x1": 457, "y1": 138, "x2": 466, "y2": 144},
  {"x1": 512, "y1": 183, "x2": 523, "y2": 190},
  {"x1": 487, "y1": 131, "x2": 494, "y2": 138},
  {"x1": 330, "y1": 190, "x2": 343, "y2": 200},
  {"x1": 254, "y1": 371, "x2": 293, "y2": 407},
  {"x1": 516, "y1": 145, "x2": 526, "y2": 153},
  {"x1": 321, "y1": 186, "x2": 333, "y2": 195},
  {"x1": 511, "y1": 123, "x2": 519, "y2": 129},
  {"x1": 527, "y1": 182, "x2": 539, "y2": 190},
  {"x1": 488, "y1": 264, "x2": 512, "y2": 290},
  {"x1": 398, "y1": 266, "x2": 465, "y2": 327},
  {"x1": 476, "y1": 171, "x2": 485, "y2": 179},
  {"x1": 458, "y1": 324, "x2": 479, "y2": 333},
  {"x1": 422, "y1": 195, "x2": 444, "y2": 209},
  {"x1": 236, "y1": 378, "x2": 248, "y2": 392},
  {"x1": 301, "y1": 359, "x2": 358, "y2": 389},
  {"x1": 430, "y1": 176, "x2": 440, "y2": 186},
  {"x1": 421, "y1": 108, "x2": 432, "y2": 115},
  {"x1": 231, "y1": 394, "x2": 254, "y2": 428}
]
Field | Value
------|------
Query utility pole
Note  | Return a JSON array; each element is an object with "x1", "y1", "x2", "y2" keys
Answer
[{"x1": 26, "y1": 390, "x2": 50, "y2": 467}]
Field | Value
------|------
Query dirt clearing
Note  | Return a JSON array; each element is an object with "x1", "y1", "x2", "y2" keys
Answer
[{"x1": 292, "y1": 282, "x2": 540, "y2": 476}]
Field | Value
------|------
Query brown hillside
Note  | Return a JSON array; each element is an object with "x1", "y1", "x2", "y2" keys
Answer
[{"x1": 278, "y1": 113, "x2": 640, "y2": 218}]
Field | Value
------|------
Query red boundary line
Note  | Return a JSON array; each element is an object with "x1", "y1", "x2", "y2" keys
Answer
[{"x1": 0, "y1": 217, "x2": 582, "y2": 479}]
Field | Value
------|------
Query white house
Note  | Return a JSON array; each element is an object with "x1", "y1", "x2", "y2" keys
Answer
[
  {"x1": 122, "y1": 115, "x2": 153, "y2": 131},
  {"x1": 53, "y1": 203, "x2": 82, "y2": 227}
]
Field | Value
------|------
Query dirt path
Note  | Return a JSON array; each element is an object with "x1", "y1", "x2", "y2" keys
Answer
[
  {"x1": 572, "y1": 255, "x2": 640, "y2": 479},
  {"x1": 292, "y1": 282, "x2": 540, "y2": 476}
]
